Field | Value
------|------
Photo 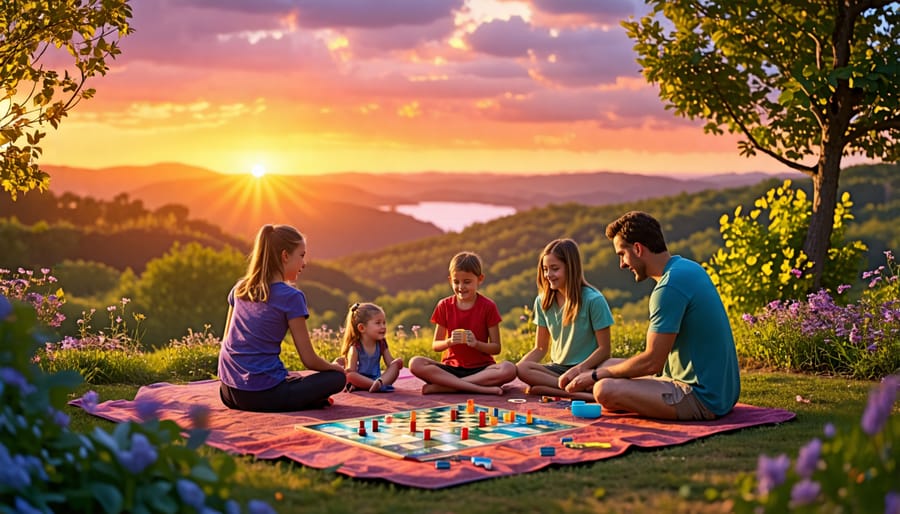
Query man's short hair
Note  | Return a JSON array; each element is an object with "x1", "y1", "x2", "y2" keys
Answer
[{"x1": 605, "y1": 211, "x2": 668, "y2": 253}]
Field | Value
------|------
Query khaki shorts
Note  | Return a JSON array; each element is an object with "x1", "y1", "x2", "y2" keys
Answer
[{"x1": 659, "y1": 379, "x2": 717, "y2": 421}]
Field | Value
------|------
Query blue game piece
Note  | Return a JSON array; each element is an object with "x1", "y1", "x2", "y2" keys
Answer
[
  {"x1": 435, "y1": 460, "x2": 451, "y2": 470},
  {"x1": 571, "y1": 402, "x2": 602, "y2": 418},
  {"x1": 540, "y1": 446, "x2": 556, "y2": 457},
  {"x1": 470, "y1": 457, "x2": 493, "y2": 470},
  {"x1": 560, "y1": 436, "x2": 574, "y2": 443}
]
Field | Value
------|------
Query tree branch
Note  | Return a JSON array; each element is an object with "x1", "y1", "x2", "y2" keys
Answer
[
  {"x1": 846, "y1": 116, "x2": 900, "y2": 141},
  {"x1": 712, "y1": 84, "x2": 817, "y2": 175}
]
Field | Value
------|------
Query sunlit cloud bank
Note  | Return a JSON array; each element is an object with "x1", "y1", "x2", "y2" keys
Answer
[{"x1": 41, "y1": 0, "x2": 802, "y2": 176}]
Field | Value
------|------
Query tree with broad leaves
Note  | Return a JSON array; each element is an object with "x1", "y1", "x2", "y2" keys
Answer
[
  {"x1": 623, "y1": 1, "x2": 899, "y2": 287},
  {"x1": 1, "y1": 0, "x2": 133, "y2": 200}
]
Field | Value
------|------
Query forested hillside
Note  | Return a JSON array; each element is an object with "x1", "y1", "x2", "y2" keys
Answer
[
  {"x1": 3, "y1": 164, "x2": 895, "y2": 343},
  {"x1": 335, "y1": 164, "x2": 899, "y2": 327}
]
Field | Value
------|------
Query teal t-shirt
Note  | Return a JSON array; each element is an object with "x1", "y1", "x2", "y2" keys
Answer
[
  {"x1": 534, "y1": 286, "x2": 614, "y2": 366},
  {"x1": 649, "y1": 256, "x2": 741, "y2": 416}
]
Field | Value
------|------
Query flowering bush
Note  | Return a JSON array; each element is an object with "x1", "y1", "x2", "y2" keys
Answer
[
  {"x1": 0, "y1": 267, "x2": 66, "y2": 327},
  {"x1": 705, "y1": 180, "x2": 866, "y2": 316},
  {"x1": 738, "y1": 252, "x2": 900, "y2": 379},
  {"x1": 733, "y1": 375, "x2": 899, "y2": 513},
  {"x1": 0, "y1": 298, "x2": 275, "y2": 513}
]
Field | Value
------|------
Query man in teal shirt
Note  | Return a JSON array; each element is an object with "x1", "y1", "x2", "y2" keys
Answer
[{"x1": 571, "y1": 211, "x2": 740, "y2": 420}]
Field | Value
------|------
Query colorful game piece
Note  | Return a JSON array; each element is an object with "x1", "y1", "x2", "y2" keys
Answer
[
  {"x1": 423, "y1": 428, "x2": 431, "y2": 440},
  {"x1": 450, "y1": 409, "x2": 458, "y2": 421},
  {"x1": 466, "y1": 399, "x2": 475, "y2": 414},
  {"x1": 490, "y1": 416, "x2": 498, "y2": 426},
  {"x1": 471, "y1": 457, "x2": 493, "y2": 470},
  {"x1": 297, "y1": 403, "x2": 582, "y2": 461},
  {"x1": 410, "y1": 410, "x2": 417, "y2": 422},
  {"x1": 571, "y1": 402, "x2": 602, "y2": 419},
  {"x1": 540, "y1": 446, "x2": 556, "y2": 457},
  {"x1": 560, "y1": 436, "x2": 574, "y2": 443},
  {"x1": 410, "y1": 419, "x2": 416, "y2": 433},
  {"x1": 435, "y1": 460, "x2": 451, "y2": 470},
  {"x1": 358, "y1": 420, "x2": 367, "y2": 437},
  {"x1": 564, "y1": 441, "x2": 612, "y2": 449},
  {"x1": 479, "y1": 411, "x2": 486, "y2": 427},
  {"x1": 526, "y1": 410, "x2": 533, "y2": 425},
  {"x1": 461, "y1": 427, "x2": 469, "y2": 440},
  {"x1": 372, "y1": 419, "x2": 379, "y2": 432}
]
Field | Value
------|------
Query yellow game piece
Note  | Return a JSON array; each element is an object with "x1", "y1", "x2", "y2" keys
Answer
[
  {"x1": 466, "y1": 399, "x2": 475, "y2": 413},
  {"x1": 410, "y1": 410, "x2": 417, "y2": 422},
  {"x1": 526, "y1": 410, "x2": 533, "y2": 424},
  {"x1": 490, "y1": 416, "x2": 498, "y2": 426}
]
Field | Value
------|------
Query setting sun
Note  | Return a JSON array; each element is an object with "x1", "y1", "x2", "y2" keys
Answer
[{"x1": 250, "y1": 163, "x2": 267, "y2": 178}]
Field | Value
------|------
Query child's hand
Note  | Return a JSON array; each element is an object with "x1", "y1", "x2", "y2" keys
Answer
[
  {"x1": 451, "y1": 329, "x2": 466, "y2": 345},
  {"x1": 465, "y1": 330, "x2": 476, "y2": 347}
]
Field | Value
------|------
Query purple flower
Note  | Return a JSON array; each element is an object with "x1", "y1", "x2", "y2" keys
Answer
[
  {"x1": 0, "y1": 295, "x2": 11, "y2": 320},
  {"x1": 791, "y1": 268, "x2": 803, "y2": 278},
  {"x1": 742, "y1": 313, "x2": 756, "y2": 324},
  {"x1": 117, "y1": 433, "x2": 158, "y2": 474},
  {"x1": 837, "y1": 284, "x2": 851, "y2": 294},
  {"x1": 756, "y1": 454, "x2": 790, "y2": 496},
  {"x1": 135, "y1": 399, "x2": 162, "y2": 421},
  {"x1": 823, "y1": 423, "x2": 836, "y2": 439},
  {"x1": 248, "y1": 500, "x2": 277, "y2": 514},
  {"x1": 885, "y1": 491, "x2": 899, "y2": 514},
  {"x1": 50, "y1": 408, "x2": 70, "y2": 428},
  {"x1": 81, "y1": 390, "x2": 100, "y2": 413},
  {"x1": 176, "y1": 479, "x2": 206, "y2": 509},
  {"x1": 224, "y1": 500, "x2": 242, "y2": 514},
  {"x1": 795, "y1": 438, "x2": 821, "y2": 478},
  {"x1": 861, "y1": 376, "x2": 899, "y2": 436},
  {"x1": 14, "y1": 497, "x2": 42, "y2": 514},
  {"x1": 0, "y1": 368, "x2": 36, "y2": 395},
  {"x1": 790, "y1": 479, "x2": 821, "y2": 506}
]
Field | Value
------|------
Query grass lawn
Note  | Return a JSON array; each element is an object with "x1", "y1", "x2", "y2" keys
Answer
[{"x1": 65, "y1": 371, "x2": 878, "y2": 514}]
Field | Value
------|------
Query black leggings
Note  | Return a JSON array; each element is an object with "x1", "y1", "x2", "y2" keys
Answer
[{"x1": 219, "y1": 371, "x2": 346, "y2": 412}]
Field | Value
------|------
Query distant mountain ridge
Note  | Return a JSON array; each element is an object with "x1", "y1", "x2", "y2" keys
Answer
[{"x1": 40, "y1": 163, "x2": 797, "y2": 258}]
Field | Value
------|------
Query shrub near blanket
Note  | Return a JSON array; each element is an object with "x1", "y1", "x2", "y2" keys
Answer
[{"x1": 0, "y1": 299, "x2": 276, "y2": 514}]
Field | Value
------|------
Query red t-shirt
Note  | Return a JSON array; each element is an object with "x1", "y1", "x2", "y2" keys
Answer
[{"x1": 430, "y1": 294, "x2": 502, "y2": 368}]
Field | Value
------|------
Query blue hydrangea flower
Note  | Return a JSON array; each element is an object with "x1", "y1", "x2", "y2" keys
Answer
[
  {"x1": 248, "y1": 499, "x2": 277, "y2": 514},
  {"x1": 14, "y1": 497, "x2": 42, "y2": 514},
  {"x1": 885, "y1": 491, "x2": 899, "y2": 514},
  {"x1": 116, "y1": 432, "x2": 158, "y2": 474},
  {"x1": 823, "y1": 422, "x2": 836, "y2": 439},
  {"x1": 176, "y1": 479, "x2": 206, "y2": 509},
  {"x1": 135, "y1": 398, "x2": 162, "y2": 421}
]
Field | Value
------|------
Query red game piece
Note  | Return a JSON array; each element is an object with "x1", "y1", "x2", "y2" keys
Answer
[
  {"x1": 372, "y1": 419, "x2": 379, "y2": 432},
  {"x1": 410, "y1": 420, "x2": 417, "y2": 433},
  {"x1": 479, "y1": 411, "x2": 486, "y2": 427},
  {"x1": 450, "y1": 409, "x2": 458, "y2": 421},
  {"x1": 424, "y1": 428, "x2": 431, "y2": 440},
  {"x1": 461, "y1": 427, "x2": 469, "y2": 440}
]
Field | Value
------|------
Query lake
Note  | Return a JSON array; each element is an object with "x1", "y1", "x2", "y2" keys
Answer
[{"x1": 381, "y1": 201, "x2": 517, "y2": 232}]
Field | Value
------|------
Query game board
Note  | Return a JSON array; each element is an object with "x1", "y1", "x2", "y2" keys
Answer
[{"x1": 295, "y1": 402, "x2": 582, "y2": 461}]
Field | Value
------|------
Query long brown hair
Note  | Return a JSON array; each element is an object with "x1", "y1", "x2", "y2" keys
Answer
[
  {"x1": 235, "y1": 224, "x2": 304, "y2": 302},
  {"x1": 536, "y1": 238, "x2": 593, "y2": 325},
  {"x1": 340, "y1": 302, "x2": 385, "y2": 358}
]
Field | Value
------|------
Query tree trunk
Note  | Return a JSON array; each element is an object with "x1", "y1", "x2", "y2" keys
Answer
[{"x1": 804, "y1": 148, "x2": 842, "y2": 289}]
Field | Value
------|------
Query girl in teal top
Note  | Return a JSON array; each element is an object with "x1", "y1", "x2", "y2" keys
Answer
[{"x1": 516, "y1": 238, "x2": 614, "y2": 402}]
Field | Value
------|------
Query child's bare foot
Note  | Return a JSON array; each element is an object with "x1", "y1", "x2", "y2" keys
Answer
[
  {"x1": 369, "y1": 378, "x2": 383, "y2": 393},
  {"x1": 422, "y1": 383, "x2": 454, "y2": 394}
]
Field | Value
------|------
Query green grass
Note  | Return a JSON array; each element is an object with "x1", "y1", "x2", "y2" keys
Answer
[{"x1": 65, "y1": 371, "x2": 879, "y2": 514}]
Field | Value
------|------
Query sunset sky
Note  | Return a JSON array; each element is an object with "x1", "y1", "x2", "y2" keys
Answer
[{"x1": 40, "y1": 0, "x2": 833, "y2": 177}]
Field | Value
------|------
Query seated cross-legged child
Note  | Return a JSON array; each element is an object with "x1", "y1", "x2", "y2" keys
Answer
[
  {"x1": 339, "y1": 302, "x2": 403, "y2": 393},
  {"x1": 408, "y1": 251, "x2": 517, "y2": 395}
]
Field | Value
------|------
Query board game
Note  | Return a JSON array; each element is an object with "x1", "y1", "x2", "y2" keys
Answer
[{"x1": 295, "y1": 402, "x2": 582, "y2": 461}]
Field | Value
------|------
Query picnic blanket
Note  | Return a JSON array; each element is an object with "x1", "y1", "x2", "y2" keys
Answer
[{"x1": 71, "y1": 370, "x2": 796, "y2": 489}]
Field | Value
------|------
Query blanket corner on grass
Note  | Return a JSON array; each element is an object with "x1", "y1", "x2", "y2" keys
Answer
[{"x1": 71, "y1": 371, "x2": 796, "y2": 489}]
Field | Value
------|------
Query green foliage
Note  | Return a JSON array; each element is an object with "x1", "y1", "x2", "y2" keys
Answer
[
  {"x1": 0, "y1": 0, "x2": 134, "y2": 199},
  {"x1": 733, "y1": 377, "x2": 899, "y2": 514},
  {"x1": 53, "y1": 259, "x2": 121, "y2": 297},
  {"x1": 706, "y1": 180, "x2": 867, "y2": 316},
  {"x1": 622, "y1": 1, "x2": 900, "y2": 287},
  {"x1": 132, "y1": 242, "x2": 245, "y2": 347},
  {"x1": 1, "y1": 300, "x2": 274, "y2": 513}
]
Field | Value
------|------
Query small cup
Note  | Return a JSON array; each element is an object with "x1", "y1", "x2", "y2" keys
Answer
[{"x1": 451, "y1": 329, "x2": 466, "y2": 344}]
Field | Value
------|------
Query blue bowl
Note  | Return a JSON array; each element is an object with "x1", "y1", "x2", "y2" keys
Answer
[{"x1": 571, "y1": 402, "x2": 602, "y2": 418}]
